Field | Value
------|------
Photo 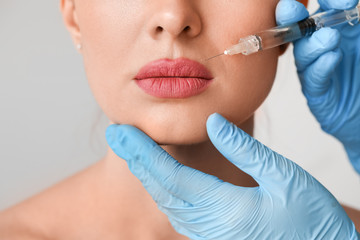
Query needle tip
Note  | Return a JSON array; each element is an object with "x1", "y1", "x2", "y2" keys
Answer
[{"x1": 204, "y1": 53, "x2": 224, "y2": 62}]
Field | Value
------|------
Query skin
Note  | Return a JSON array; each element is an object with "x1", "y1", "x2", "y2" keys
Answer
[
  {"x1": 0, "y1": 0, "x2": 358, "y2": 239},
  {"x1": 67, "y1": 0, "x2": 282, "y2": 183}
]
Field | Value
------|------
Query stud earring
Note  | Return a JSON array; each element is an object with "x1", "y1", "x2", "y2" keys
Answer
[{"x1": 76, "y1": 43, "x2": 82, "y2": 50}]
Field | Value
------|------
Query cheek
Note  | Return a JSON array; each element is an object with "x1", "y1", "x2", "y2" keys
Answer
[
  {"x1": 201, "y1": 0, "x2": 279, "y2": 124},
  {"x1": 213, "y1": 49, "x2": 278, "y2": 126},
  {"x1": 77, "y1": 1, "x2": 145, "y2": 101}
]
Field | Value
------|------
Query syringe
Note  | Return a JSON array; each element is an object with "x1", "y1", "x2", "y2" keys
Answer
[{"x1": 206, "y1": 4, "x2": 360, "y2": 61}]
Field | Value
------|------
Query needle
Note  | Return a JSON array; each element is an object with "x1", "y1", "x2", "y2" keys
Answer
[{"x1": 204, "y1": 52, "x2": 224, "y2": 62}]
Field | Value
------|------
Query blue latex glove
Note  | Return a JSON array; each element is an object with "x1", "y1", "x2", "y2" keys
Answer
[
  {"x1": 276, "y1": 0, "x2": 360, "y2": 173},
  {"x1": 106, "y1": 113, "x2": 359, "y2": 240}
]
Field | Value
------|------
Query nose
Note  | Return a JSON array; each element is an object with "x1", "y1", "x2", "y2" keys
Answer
[{"x1": 147, "y1": 1, "x2": 202, "y2": 40}]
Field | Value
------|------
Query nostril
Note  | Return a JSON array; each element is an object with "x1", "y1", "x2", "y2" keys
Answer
[
  {"x1": 154, "y1": 25, "x2": 193, "y2": 36},
  {"x1": 184, "y1": 26, "x2": 191, "y2": 32},
  {"x1": 156, "y1": 26, "x2": 163, "y2": 33}
]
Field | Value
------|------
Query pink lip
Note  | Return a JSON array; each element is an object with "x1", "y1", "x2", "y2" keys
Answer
[{"x1": 134, "y1": 58, "x2": 214, "y2": 98}]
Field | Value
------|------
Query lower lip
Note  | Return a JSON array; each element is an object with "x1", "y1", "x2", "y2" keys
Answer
[{"x1": 135, "y1": 77, "x2": 212, "y2": 98}]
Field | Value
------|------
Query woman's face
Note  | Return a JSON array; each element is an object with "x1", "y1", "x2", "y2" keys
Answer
[{"x1": 62, "y1": 0, "x2": 280, "y2": 145}]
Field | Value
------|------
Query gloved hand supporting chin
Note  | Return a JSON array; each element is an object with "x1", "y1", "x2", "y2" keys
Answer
[{"x1": 106, "y1": 113, "x2": 359, "y2": 240}]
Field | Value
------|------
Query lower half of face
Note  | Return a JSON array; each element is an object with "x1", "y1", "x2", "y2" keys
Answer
[
  {"x1": 85, "y1": 52, "x2": 278, "y2": 145},
  {"x1": 79, "y1": 0, "x2": 279, "y2": 145}
]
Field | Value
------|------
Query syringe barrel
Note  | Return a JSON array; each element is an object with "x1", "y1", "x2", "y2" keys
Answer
[
  {"x1": 257, "y1": 19, "x2": 315, "y2": 51},
  {"x1": 225, "y1": 19, "x2": 315, "y2": 56},
  {"x1": 253, "y1": 5, "x2": 359, "y2": 53}
]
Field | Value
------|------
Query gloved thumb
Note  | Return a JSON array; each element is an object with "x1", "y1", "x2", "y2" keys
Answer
[
  {"x1": 276, "y1": 0, "x2": 309, "y2": 26},
  {"x1": 207, "y1": 113, "x2": 302, "y2": 189}
]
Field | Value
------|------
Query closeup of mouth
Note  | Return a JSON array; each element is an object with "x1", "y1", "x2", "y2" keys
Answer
[{"x1": 134, "y1": 58, "x2": 214, "y2": 98}]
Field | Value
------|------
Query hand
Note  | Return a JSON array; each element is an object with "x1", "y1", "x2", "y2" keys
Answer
[
  {"x1": 106, "y1": 113, "x2": 359, "y2": 240},
  {"x1": 276, "y1": 0, "x2": 360, "y2": 173}
]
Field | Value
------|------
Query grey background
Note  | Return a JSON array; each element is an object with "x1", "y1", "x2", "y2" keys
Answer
[{"x1": 1, "y1": 1, "x2": 359, "y2": 211}]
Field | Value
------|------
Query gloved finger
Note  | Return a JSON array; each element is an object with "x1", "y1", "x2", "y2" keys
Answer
[
  {"x1": 276, "y1": 0, "x2": 309, "y2": 26},
  {"x1": 299, "y1": 48, "x2": 342, "y2": 98},
  {"x1": 106, "y1": 124, "x2": 225, "y2": 205},
  {"x1": 318, "y1": 0, "x2": 358, "y2": 11},
  {"x1": 207, "y1": 113, "x2": 302, "y2": 188},
  {"x1": 294, "y1": 28, "x2": 341, "y2": 72},
  {"x1": 122, "y1": 153, "x2": 190, "y2": 209}
]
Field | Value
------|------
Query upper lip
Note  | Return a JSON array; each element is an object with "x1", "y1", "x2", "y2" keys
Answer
[{"x1": 134, "y1": 58, "x2": 214, "y2": 80}]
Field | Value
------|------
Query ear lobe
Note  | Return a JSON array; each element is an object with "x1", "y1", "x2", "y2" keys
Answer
[{"x1": 60, "y1": 0, "x2": 81, "y2": 45}]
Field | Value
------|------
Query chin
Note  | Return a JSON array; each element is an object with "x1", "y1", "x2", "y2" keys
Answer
[
  {"x1": 156, "y1": 133, "x2": 209, "y2": 146},
  {"x1": 136, "y1": 120, "x2": 210, "y2": 146}
]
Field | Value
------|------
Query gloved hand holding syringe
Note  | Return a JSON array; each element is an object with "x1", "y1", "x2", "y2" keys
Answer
[{"x1": 206, "y1": 3, "x2": 360, "y2": 60}]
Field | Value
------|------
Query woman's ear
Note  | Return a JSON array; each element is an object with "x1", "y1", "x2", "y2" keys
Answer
[
  {"x1": 59, "y1": 0, "x2": 82, "y2": 47},
  {"x1": 279, "y1": 0, "x2": 309, "y2": 56}
]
